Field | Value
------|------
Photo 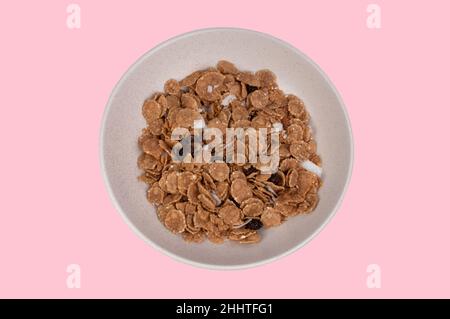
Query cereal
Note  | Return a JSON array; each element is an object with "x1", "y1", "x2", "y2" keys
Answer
[
  {"x1": 195, "y1": 72, "x2": 225, "y2": 101},
  {"x1": 218, "y1": 205, "x2": 242, "y2": 226},
  {"x1": 182, "y1": 231, "x2": 205, "y2": 243},
  {"x1": 147, "y1": 118, "x2": 164, "y2": 135},
  {"x1": 181, "y1": 93, "x2": 199, "y2": 109},
  {"x1": 142, "y1": 100, "x2": 163, "y2": 122},
  {"x1": 142, "y1": 137, "x2": 162, "y2": 158},
  {"x1": 201, "y1": 172, "x2": 216, "y2": 190},
  {"x1": 138, "y1": 60, "x2": 322, "y2": 244},
  {"x1": 239, "y1": 232, "x2": 261, "y2": 244},
  {"x1": 207, "y1": 231, "x2": 225, "y2": 244},
  {"x1": 241, "y1": 198, "x2": 264, "y2": 217},
  {"x1": 208, "y1": 163, "x2": 229, "y2": 182},
  {"x1": 231, "y1": 104, "x2": 249, "y2": 121},
  {"x1": 249, "y1": 90, "x2": 269, "y2": 109},
  {"x1": 163, "y1": 193, "x2": 182, "y2": 206},
  {"x1": 287, "y1": 97, "x2": 305, "y2": 118},
  {"x1": 286, "y1": 169, "x2": 299, "y2": 188},
  {"x1": 217, "y1": 60, "x2": 239, "y2": 75},
  {"x1": 165, "y1": 171, "x2": 178, "y2": 194},
  {"x1": 138, "y1": 153, "x2": 158, "y2": 170},
  {"x1": 261, "y1": 207, "x2": 282, "y2": 227},
  {"x1": 236, "y1": 71, "x2": 260, "y2": 87},
  {"x1": 164, "y1": 79, "x2": 180, "y2": 95},
  {"x1": 256, "y1": 69, "x2": 277, "y2": 89},
  {"x1": 289, "y1": 142, "x2": 310, "y2": 161},
  {"x1": 164, "y1": 209, "x2": 186, "y2": 233},
  {"x1": 176, "y1": 108, "x2": 202, "y2": 128},
  {"x1": 230, "y1": 179, "x2": 253, "y2": 204},
  {"x1": 229, "y1": 228, "x2": 257, "y2": 241},
  {"x1": 180, "y1": 70, "x2": 203, "y2": 87},
  {"x1": 147, "y1": 184, "x2": 164, "y2": 205},
  {"x1": 287, "y1": 124, "x2": 304, "y2": 144},
  {"x1": 198, "y1": 193, "x2": 217, "y2": 211},
  {"x1": 177, "y1": 171, "x2": 196, "y2": 195}
]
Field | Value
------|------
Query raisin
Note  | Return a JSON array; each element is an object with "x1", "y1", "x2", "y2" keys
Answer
[
  {"x1": 243, "y1": 166, "x2": 258, "y2": 176},
  {"x1": 246, "y1": 219, "x2": 263, "y2": 230},
  {"x1": 248, "y1": 110, "x2": 257, "y2": 120},
  {"x1": 246, "y1": 84, "x2": 258, "y2": 94},
  {"x1": 268, "y1": 172, "x2": 282, "y2": 185}
]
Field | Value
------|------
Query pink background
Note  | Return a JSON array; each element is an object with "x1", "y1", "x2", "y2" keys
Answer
[{"x1": 1, "y1": 0, "x2": 449, "y2": 298}]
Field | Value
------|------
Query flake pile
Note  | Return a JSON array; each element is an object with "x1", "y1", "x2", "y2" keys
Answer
[{"x1": 138, "y1": 60, "x2": 322, "y2": 244}]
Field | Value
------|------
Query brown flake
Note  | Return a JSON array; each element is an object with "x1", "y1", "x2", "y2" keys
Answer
[
  {"x1": 256, "y1": 69, "x2": 277, "y2": 89},
  {"x1": 180, "y1": 70, "x2": 203, "y2": 87},
  {"x1": 261, "y1": 207, "x2": 282, "y2": 227},
  {"x1": 164, "y1": 209, "x2": 186, "y2": 233},
  {"x1": 287, "y1": 97, "x2": 305, "y2": 118},
  {"x1": 182, "y1": 231, "x2": 205, "y2": 243},
  {"x1": 195, "y1": 71, "x2": 225, "y2": 101},
  {"x1": 198, "y1": 193, "x2": 217, "y2": 211},
  {"x1": 181, "y1": 93, "x2": 199, "y2": 109},
  {"x1": 137, "y1": 61, "x2": 322, "y2": 244},
  {"x1": 249, "y1": 90, "x2": 269, "y2": 109},
  {"x1": 241, "y1": 198, "x2": 264, "y2": 217},
  {"x1": 142, "y1": 100, "x2": 163, "y2": 122},
  {"x1": 142, "y1": 137, "x2": 162, "y2": 159},
  {"x1": 177, "y1": 171, "x2": 196, "y2": 195},
  {"x1": 290, "y1": 142, "x2": 310, "y2": 161},
  {"x1": 217, "y1": 60, "x2": 238, "y2": 75},
  {"x1": 175, "y1": 108, "x2": 202, "y2": 128},
  {"x1": 208, "y1": 163, "x2": 230, "y2": 182},
  {"x1": 236, "y1": 71, "x2": 260, "y2": 87},
  {"x1": 230, "y1": 179, "x2": 253, "y2": 204},
  {"x1": 164, "y1": 79, "x2": 181, "y2": 95},
  {"x1": 218, "y1": 205, "x2": 242, "y2": 226},
  {"x1": 147, "y1": 184, "x2": 165, "y2": 205}
]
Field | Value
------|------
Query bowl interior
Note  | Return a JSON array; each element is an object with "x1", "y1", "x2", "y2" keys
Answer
[{"x1": 101, "y1": 28, "x2": 353, "y2": 269}]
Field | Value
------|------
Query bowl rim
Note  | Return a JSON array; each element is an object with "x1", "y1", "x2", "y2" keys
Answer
[{"x1": 99, "y1": 27, "x2": 354, "y2": 270}]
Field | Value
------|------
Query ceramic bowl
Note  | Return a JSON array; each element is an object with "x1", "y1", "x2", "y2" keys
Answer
[{"x1": 100, "y1": 28, "x2": 353, "y2": 269}]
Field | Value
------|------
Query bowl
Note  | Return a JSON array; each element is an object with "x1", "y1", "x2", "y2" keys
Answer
[{"x1": 100, "y1": 27, "x2": 353, "y2": 269}]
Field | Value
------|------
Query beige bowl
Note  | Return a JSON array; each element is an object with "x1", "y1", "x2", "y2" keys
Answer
[{"x1": 100, "y1": 28, "x2": 353, "y2": 269}]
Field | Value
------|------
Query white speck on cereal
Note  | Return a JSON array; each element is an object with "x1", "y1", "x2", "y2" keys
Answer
[
  {"x1": 301, "y1": 160, "x2": 322, "y2": 177},
  {"x1": 210, "y1": 191, "x2": 222, "y2": 205},
  {"x1": 193, "y1": 119, "x2": 206, "y2": 129},
  {"x1": 221, "y1": 94, "x2": 236, "y2": 106},
  {"x1": 207, "y1": 85, "x2": 213, "y2": 93},
  {"x1": 272, "y1": 122, "x2": 283, "y2": 132},
  {"x1": 233, "y1": 218, "x2": 253, "y2": 229}
]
